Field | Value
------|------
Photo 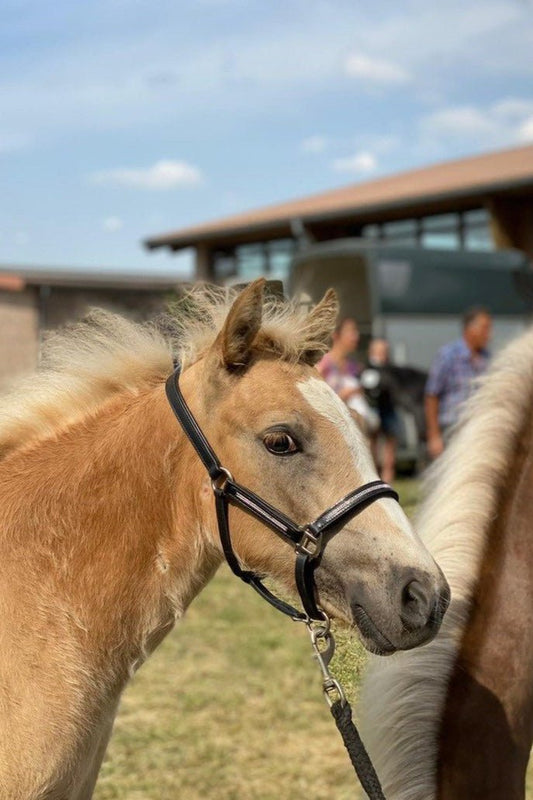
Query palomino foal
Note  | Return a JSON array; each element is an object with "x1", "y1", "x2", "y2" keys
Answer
[{"x1": 0, "y1": 280, "x2": 448, "y2": 799}]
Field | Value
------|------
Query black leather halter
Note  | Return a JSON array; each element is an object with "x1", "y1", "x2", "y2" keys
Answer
[{"x1": 166, "y1": 365, "x2": 399, "y2": 621}]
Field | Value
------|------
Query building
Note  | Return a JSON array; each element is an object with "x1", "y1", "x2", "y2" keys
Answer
[
  {"x1": 144, "y1": 144, "x2": 533, "y2": 284},
  {"x1": 0, "y1": 266, "x2": 179, "y2": 387}
]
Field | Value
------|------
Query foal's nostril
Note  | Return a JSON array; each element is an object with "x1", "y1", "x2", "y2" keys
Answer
[
  {"x1": 400, "y1": 579, "x2": 432, "y2": 632},
  {"x1": 403, "y1": 579, "x2": 429, "y2": 608}
]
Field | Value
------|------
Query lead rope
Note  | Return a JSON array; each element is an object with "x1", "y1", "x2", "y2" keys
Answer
[{"x1": 307, "y1": 620, "x2": 386, "y2": 800}]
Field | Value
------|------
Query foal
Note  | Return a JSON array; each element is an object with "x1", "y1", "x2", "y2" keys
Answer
[{"x1": 0, "y1": 280, "x2": 447, "y2": 799}]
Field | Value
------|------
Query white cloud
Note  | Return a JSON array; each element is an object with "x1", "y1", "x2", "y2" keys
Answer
[
  {"x1": 493, "y1": 98, "x2": 533, "y2": 119},
  {"x1": 421, "y1": 106, "x2": 498, "y2": 139},
  {"x1": 90, "y1": 160, "x2": 203, "y2": 190},
  {"x1": 344, "y1": 54, "x2": 411, "y2": 86},
  {"x1": 518, "y1": 116, "x2": 533, "y2": 142},
  {"x1": 0, "y1": 1, "x2": 531, "y2": 147},
  {"x1": 332, "y1": 151, "x2": 378, "y2": 174},
  {"x1": 103, "y1": 216, "x2": 123, "y2": 232},
  {"x1": 420, "y1": 98, "x2": 533, "y2": 148},
  {"x1": 301, "y1": 135, "x2": 328, "y2": 154}
]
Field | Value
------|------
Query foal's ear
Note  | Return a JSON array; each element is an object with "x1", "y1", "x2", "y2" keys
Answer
[
  {"x1": 300, "y1": 288, "x2": 339, "y2": 365},
  {"x1": 217, "y1": 278, "x2": 265, "y2": 369}
]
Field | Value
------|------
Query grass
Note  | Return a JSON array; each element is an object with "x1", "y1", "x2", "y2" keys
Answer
[
  {"x1": 95, "y1": 562, "x2": 368, "y2": 800},
  {"x1": 94, "y1": 479, "x2": 532, "y2": 798}
]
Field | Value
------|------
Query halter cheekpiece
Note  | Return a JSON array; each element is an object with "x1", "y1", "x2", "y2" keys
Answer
[{"x1": 165, "y1": 364, "x2": 399, "y2": 622}]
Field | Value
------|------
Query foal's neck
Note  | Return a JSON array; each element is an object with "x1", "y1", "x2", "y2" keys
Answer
[
  {"x1": 77, "y1": 381, "x2": 220, "y2": 661},
  {"x1": 8, "y1": 379, "x2": 219, "y2": 682},
  {"x1": 0, "y1": 377, "x2": 221, "y2": 798},
  {"x1": 438, "y1": 420, "x2": 533, "y2": 799}
]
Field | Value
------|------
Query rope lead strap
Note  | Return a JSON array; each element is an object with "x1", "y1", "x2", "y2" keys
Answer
[
  {"x1": 307, "y1": 622, "x2": 387, "y2": 800},
  {"x1": 330, "y1": 700, "x2": 386, "y2": 800}
]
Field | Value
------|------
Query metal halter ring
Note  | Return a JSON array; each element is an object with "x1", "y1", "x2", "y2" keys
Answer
[
  {"x1": 296, "y1": 528, "x2": 323, "y2": 558},
  {"x1": 211, "y1": 467, "x2": 233, "y2": 493}
]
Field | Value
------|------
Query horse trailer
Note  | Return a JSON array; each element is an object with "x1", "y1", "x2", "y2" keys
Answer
[
  {"x1": 289, "y1": 239, "x2": 531, "y2": 370},
  {"x1": 289, "y1": 239, "x2": 533, "y2": 469}
]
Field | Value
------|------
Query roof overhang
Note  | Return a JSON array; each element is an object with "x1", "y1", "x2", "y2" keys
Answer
[{"x1": 144, "y1": 144, "x2": 533, "y2": 253}]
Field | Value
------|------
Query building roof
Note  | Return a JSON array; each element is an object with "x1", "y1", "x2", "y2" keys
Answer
[
  {"x1": 0, "y1": 264, "x2": 181, "y2": 291},
  {"x1": 144, "y1": 144, "x2": 533, "y2": 252}
]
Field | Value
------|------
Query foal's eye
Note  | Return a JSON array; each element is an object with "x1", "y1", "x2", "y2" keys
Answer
[{"x1": 263, "y1": 431, "x2": 299, "y2": 456}]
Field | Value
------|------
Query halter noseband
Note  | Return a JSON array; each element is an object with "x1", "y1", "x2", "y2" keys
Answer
[{"x1": 166, "y1": 364, "x2": 399, "y2": 622}]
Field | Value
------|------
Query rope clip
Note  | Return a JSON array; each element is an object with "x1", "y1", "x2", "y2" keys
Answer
[{"x1": 306, "y1": 619, "x2": 346, "y2": 708}]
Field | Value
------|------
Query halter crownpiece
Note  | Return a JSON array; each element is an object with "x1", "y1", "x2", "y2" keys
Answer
[{"x1": 165, "y1": 364, "x2": 399, "y2": 622}]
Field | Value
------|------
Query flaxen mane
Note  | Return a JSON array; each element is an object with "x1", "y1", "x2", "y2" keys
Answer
[
  {"x1": 0, "y1": 286, "x2": 331, "y2": 459},
  {"x1": 359, "y1": 325, "x2": 533, "y2": 800}
]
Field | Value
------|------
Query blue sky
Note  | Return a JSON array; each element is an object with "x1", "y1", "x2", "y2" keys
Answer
[{"x1": 2, "y1": 0, "x2": 532, "y2": 277}]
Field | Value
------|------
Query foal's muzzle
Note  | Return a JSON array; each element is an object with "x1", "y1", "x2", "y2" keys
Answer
[{"x1": 349, "y1": 566, "x2": 450, "y2": 654}]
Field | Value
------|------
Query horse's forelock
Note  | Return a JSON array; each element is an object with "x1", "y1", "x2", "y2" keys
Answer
[{"x1": 170, "y1": 283, "x2": 337, "y2": 368}]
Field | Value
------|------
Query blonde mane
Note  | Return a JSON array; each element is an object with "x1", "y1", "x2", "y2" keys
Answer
[
  {"x1": 359, "y1": 325, "x2": 533, "y2": 800},
  {"x1": 0, "y1": 286, "x2": 330, "y2": 459}
]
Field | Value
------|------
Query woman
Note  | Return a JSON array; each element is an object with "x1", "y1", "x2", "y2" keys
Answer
[{"x1": 317, "y1": 318, "x2": 379, "y2": 433}]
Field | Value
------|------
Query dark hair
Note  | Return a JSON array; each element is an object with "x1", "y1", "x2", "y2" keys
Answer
[
  {"x1": 334, "y1": 317, "x2": 358, "y2": 336},
  {"x1": 462, "y1": 306, "x2": 491, "y2": 330}
]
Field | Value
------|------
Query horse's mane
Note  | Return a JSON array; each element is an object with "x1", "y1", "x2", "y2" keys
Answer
[
  {"x1": 0, "y1": 286, "x2": 327, "y2": 459},
  {"x1": 359, "y1": 325, "x2": 533, "y2": 800}
]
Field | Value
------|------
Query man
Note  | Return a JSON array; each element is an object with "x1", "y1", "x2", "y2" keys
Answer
[{"x1": 425, "y1": 307, "x2": 492, "y2": 458}]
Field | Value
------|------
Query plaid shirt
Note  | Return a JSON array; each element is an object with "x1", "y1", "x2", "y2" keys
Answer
[{"x1": 425, "y1": 338, "x2": 490, "y2": 429}]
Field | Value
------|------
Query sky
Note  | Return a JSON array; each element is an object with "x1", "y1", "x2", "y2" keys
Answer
[{"x1": 1, "y1": 0, "x2": 533, "y2": 278}]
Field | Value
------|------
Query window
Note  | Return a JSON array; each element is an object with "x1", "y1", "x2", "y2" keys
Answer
[
  {"x1": 236, "y1": 244, "x2": 268, "y2": 279},
  {"x1": 213, "y1": 252, "x2": 237, "y2": 279},
  {"x1": 213, "y1": 239, "x2": 297, "y2": 284},
  {"x1": 381, "y1": 219, "x2": 418, "y2": 246},
  {"x1": 213, "y1": 207, "x2": 495, "y2": 284},
  {"x1": 266, "y1": 239, "x2": 296, "y2": 281},
  {"x1": 361, "y1": 209, "x2": 495, "y2": 252},
  {"x1": 421, "y1": 214, "x2": 460, "y2": 250},
  {"x1": 463, "y1": 209, "x2": 493, "y2": 251}
]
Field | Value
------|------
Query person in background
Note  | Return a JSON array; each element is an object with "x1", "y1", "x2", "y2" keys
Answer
[
  {"x1": 361, "y1": 338, "x2": 399, "y2": 484},
  {"x1": 425, "y1": 306, "x2": 492, "y2": 459},
  {"x1": 317, "y1": 318, "x2": 380, "y2": 432},
  {"x1": 317, "y1": 317, "x2": 362, "y2": 397}
]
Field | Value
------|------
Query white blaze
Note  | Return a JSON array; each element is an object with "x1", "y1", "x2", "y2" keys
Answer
[
  {"x1": 298, "y1": 377, "x2": 414, "y2": 534},
  {"x1": 298, "y1": 377, "x2": 376, "y2": 478}
]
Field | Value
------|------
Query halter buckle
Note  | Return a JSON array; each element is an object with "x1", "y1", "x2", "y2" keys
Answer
[
  {"x1": 296, "y1": 528, "x2": 322, "y2": 558},
  {"x1": 211, "y1": 467, "x2": 233, "y2": 494}
]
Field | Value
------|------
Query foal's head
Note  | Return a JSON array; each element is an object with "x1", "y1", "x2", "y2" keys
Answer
[{"x1": 184, "y1": 280, "x2": 449, "y2": 654}]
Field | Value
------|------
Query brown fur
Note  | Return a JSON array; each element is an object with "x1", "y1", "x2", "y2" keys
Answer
[{"x1": 438, "y1": 406, "x2": 533, "y2": 799}]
